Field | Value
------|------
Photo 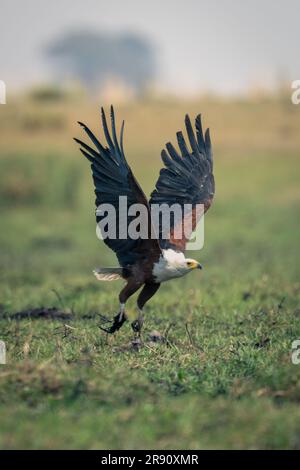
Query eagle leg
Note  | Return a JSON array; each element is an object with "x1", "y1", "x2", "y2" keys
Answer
[
  {"x1": 130, "y1": 283, "x2": 161, "y2": 335},
  {"x1": 100, "y1": 280, "x2": 143, "y2": 335}
]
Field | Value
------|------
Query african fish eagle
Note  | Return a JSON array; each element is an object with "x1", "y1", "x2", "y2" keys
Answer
[{"x1": 74, "y1": 107, "x2": 215, "y2": 334}]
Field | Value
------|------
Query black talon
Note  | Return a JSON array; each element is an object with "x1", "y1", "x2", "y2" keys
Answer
[
  {"x1": 99, "y1": 312, "x2": 127, "y2": 334},
  {"x1": 131, "y1": 315, "x2": 144, "y2": 333}
]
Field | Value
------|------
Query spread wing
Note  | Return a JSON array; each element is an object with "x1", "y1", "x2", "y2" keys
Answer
[
  {"x1": 74, "y1": 106, "x2": 161, "y2": 267},
  {"x1": 149, "y1": 114, "x2": 215, "y2": 252}
]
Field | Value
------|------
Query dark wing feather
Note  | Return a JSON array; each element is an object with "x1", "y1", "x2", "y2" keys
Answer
[
  {"x1": 74, "y1": 106, "x2": 161, "y2": 267},
  {"x1": 149, "y1": 114, "x2": 215, "y2": 252}
]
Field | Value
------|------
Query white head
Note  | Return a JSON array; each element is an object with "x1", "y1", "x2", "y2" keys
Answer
[{"x1": 163, "y1": 249, "x2": 202, "y2": 275}]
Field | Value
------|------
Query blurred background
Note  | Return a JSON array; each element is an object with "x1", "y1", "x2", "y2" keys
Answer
[
  {"x1": 1, "y1": 0, "x2": 300, "y2": 96},
  {"x1": 0, "y1": 0, "x2": 300, "y2": 450}
]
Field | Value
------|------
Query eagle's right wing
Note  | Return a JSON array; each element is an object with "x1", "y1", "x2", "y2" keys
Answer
[{"x1": 149, "y1": 114, "x2": 215, "y2": 253}]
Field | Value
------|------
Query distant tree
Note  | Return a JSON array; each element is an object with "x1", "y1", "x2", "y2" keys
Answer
[{"x1": 44, "y1": 30, "x2": 156, "y2": 94}]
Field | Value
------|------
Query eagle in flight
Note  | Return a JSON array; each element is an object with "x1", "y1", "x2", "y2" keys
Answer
[{"x1": 74, "y1": 107, "x2": 215, "y2": 334}]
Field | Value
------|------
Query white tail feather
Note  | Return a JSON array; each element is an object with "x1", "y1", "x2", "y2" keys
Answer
[{"x1": 93, "y1": 268, "x2": 123, "y2": 281}]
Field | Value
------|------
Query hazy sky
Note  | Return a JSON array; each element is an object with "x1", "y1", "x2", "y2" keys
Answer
[{"x1": 0, "y1": 0, "x2": 299, "y2": 94}]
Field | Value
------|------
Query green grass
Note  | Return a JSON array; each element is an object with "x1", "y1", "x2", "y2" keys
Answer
[{"x1": 0, "y1": 97, "x2": 300, "y2": 449}]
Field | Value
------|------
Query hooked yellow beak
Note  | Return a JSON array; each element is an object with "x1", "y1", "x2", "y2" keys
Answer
[{"x1": 189, "y1": 260, "x2": 203, "y2": 270}]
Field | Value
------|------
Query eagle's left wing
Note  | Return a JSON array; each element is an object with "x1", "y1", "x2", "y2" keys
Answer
[
  {"x1": 74, "y1": 106, "x2": 161, "y2": 267},
  {"x1": 149, "y1": 114, "x2": 215, "y2": 252}
]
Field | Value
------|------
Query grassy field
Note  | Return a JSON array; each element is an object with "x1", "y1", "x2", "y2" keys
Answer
[{"x1": 0, "y1": 94, "x2": 300, "y2": 449}]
